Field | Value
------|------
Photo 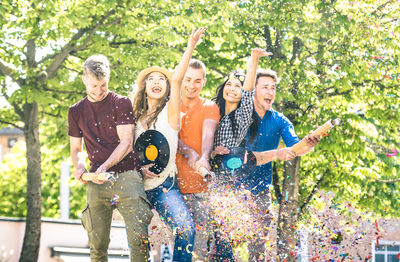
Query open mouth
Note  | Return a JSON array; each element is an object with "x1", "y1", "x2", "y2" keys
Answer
[
  {"x1": 226, "y1": 93, "x2": 237, "y2": 98},
  {"x1": 152, "y1": 86, "x2": 162, "y2": 93},
  {"x1": 265, "y1": 98, "x2": 272, "y2": 103}
]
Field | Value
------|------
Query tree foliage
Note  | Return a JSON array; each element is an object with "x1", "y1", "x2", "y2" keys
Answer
[{"x1": 0, "y1": 0, "x2": 399, "y2": 260}]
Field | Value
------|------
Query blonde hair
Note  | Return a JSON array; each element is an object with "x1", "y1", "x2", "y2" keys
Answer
[{"x1": 83, "y1": 54, "x2": 110, "y2": 79}]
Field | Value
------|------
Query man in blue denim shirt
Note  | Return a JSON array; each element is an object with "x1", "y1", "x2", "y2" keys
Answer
[{"x1": 242, "y1": 69, "x2": 320, "y2": 261}]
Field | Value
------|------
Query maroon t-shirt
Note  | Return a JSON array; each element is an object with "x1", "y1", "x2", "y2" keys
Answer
[{"x1": 68, "y1": 91, "x2": 141, "y2": 173}]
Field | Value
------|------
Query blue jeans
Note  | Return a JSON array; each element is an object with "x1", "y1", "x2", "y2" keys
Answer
[
  {"x1": 146, "y1": 176, "x2": 195, "y2": 262},
  {"x1": 213, "y1": 230, "x2": 234, "y2": 261}
]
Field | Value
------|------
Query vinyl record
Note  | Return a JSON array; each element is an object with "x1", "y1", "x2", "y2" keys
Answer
[
  {"x1": 222, "y1": 147, "x2": 256, "y2": 172},
  {"x1": 135, "y1": 130, "x2": 170, "y2": 174}
]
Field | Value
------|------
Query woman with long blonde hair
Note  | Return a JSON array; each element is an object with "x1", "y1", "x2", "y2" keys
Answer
[{"x1": 132, "y1": 27, "x2": 206, "y2": 262}]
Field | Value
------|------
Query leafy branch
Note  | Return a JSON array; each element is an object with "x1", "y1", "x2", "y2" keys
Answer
[
  {"x1": 300, "y1": 168, "x2": 329, "y2": 213},
  {"x1": 39, "y1": 9, "x2": 119, "y2": 82},
  {"x1": 0, "y1": 119, "x2": 23, "y2": 130}
]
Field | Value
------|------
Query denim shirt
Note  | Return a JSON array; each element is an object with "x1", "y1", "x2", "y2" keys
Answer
[{"x1": 242, "y1": 109, "x2": 300, "y2": 194}]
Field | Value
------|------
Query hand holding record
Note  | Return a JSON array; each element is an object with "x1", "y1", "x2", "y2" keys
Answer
[
  {"x1": 140, "y1": 163, "x2": 159, "y2": 178},
  {"x1": 135, "y1": 130, "x2": 170, "y2": 175}
]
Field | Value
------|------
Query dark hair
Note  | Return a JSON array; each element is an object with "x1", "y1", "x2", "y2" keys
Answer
[
  {"x1": 248, "y1": 109, "x2": 259, "y2": 144},
  {"x1": 188, "y1": 59, "x2": 207, "y2": 78},
  {"x1": 213, "y1": 70, "x2": 245, "y2": 139},
  {"x1": 248, "y1": 69, "x2": 280, "y2": 144}
]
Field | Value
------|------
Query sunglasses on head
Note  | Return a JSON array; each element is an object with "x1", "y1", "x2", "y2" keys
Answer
[{"x1": 226, "y1": 72, "x2": 245, "y2": 83}]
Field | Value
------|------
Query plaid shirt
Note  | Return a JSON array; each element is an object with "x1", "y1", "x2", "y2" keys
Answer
[{"x1": 214, "y1": 90, "x2": 254, "y2": 148}]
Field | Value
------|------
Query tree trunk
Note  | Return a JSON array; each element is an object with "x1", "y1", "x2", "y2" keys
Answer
[
  {"x1": 277, "y1": 157, "x2": 301, "y2": 262},
  {"x1": 19, "y1": 102, "x2": 42, "y2": 262}
]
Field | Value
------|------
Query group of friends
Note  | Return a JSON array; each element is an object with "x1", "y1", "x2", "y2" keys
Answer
[{"x1": 68, "y1": 27, "x2": 320, "y2": 262}]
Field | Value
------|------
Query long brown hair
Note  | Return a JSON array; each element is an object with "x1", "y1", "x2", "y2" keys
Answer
[{"x1": 132, "y1": 72, "x2": 171, "y2": 128}]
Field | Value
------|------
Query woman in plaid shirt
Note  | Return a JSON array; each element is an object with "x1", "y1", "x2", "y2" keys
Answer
[
  {"x1": 209, "y1": 49, "x2": 271, "y2": 261},
  {"x1": 211, "y1": 49, "x2": 272, "y2": 163}
]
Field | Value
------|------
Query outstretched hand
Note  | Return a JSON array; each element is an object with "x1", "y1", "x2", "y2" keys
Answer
[
  {"x1": 276, "y1": 147, "x2": 297, "y2": 161},
  {"x1": 251, "y1": 48, "x2": 273, "y2": 60},
  {"x1": 188, "y1": 27, "x2": 207, "y2": 49}
]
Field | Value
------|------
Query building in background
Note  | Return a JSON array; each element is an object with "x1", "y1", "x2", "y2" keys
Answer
[{"x1": 0, "y1": 127, "x2": 24, "y2": 162}]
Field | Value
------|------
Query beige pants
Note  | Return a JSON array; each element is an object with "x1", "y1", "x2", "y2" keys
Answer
[{"x1": 81, "y1": 170, "x2": 153, "y2": 262}]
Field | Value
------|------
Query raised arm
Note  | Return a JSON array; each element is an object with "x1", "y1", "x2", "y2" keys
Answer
[
  {"x1": 168, "y1": 27, "x2": 207, "y2": 130},
  {"x1": 242, "y1": 49, "x2": 272, "y2": 92},
  {"x1": 252, "y1": 148, "x2": 297, "y2": 165},
  {"x1": 292, "y1": 134, "x2": 320, "y2": 156},
  {"x1": 252, "y1": 135, "x2": 320, "y2": 166}
]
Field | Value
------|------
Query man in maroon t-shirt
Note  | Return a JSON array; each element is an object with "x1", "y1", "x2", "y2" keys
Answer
[{"x1": 68, "y1": 54, "x2": 152, "y2": 262}]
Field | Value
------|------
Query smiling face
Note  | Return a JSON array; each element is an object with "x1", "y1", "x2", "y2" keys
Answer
[
  {"x1": 182, "y1": 67, "x2": 206, "y2": 100},
  {"x1": 82, "y1": 73, "x2": 109, "y2": 102},
  {"x1": 223, "y1": 78, "x2": 242, "y2": 104},
  {"x1": 145, "y1": 71, "x2": 169, "y2": 100},
  {"x1": 254, "y1": 76, "x2": 276, "y2": 113}
]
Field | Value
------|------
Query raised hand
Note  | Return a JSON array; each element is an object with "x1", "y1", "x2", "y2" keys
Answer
[
  {"x1": 243, "y1": 48, "x2": 273, "y2": 92},
  {"x1": 251, "y1": 48, "x2": 273, "y2": 60},
  {"x1": 188, "y1": 27, "x2": 207, "y2": 50}
]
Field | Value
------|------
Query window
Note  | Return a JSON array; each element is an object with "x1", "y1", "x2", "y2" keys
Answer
[
  {"x1": 8, "y1": 138, "x2": 17, "y2": 148},
  {"x1": 374, "y1": 241, "x2": 400, "y2": 262}
]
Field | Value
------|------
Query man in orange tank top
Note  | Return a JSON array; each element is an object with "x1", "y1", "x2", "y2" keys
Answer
[{"x1": 176, "y1": 59, "x2": 220, "y2": 261}]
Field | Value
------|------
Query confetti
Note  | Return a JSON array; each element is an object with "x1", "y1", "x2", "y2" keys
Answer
[
  {"x1": 386, "y1": 149, "x2": 398, "y2": 157},
  {"x1": 110, "y1": 194, "x2": 119, "y2": 206},
  {"x1": 321, "y1": 132, "x2": 329, "y2": 138},
  {"x1": 331, "y1": 231, "x2": 343, "y2": 244}
]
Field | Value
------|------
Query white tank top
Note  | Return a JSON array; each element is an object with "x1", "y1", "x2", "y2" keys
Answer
[{"x1": 135, "y1": 103, "x2": 178, "y2": 190}]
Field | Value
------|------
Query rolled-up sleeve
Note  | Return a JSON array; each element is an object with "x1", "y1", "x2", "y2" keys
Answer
[{"x1": 280, "y1": 116, "x2": 301, "y2": 147}]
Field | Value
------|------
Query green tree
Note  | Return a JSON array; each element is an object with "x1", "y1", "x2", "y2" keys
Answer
[
  {"x1": 196, "y1": 0, "x2": 400, "y2": 260},
  {"x1": 0, "y1": 126, "x2": 85, "y2": 219},
  {"x1": 0, "y1": 1, "x2": 141, "y2": 260},
  {"x1": 1, "y1": 0, "x2": 399, "y2": 261}
]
